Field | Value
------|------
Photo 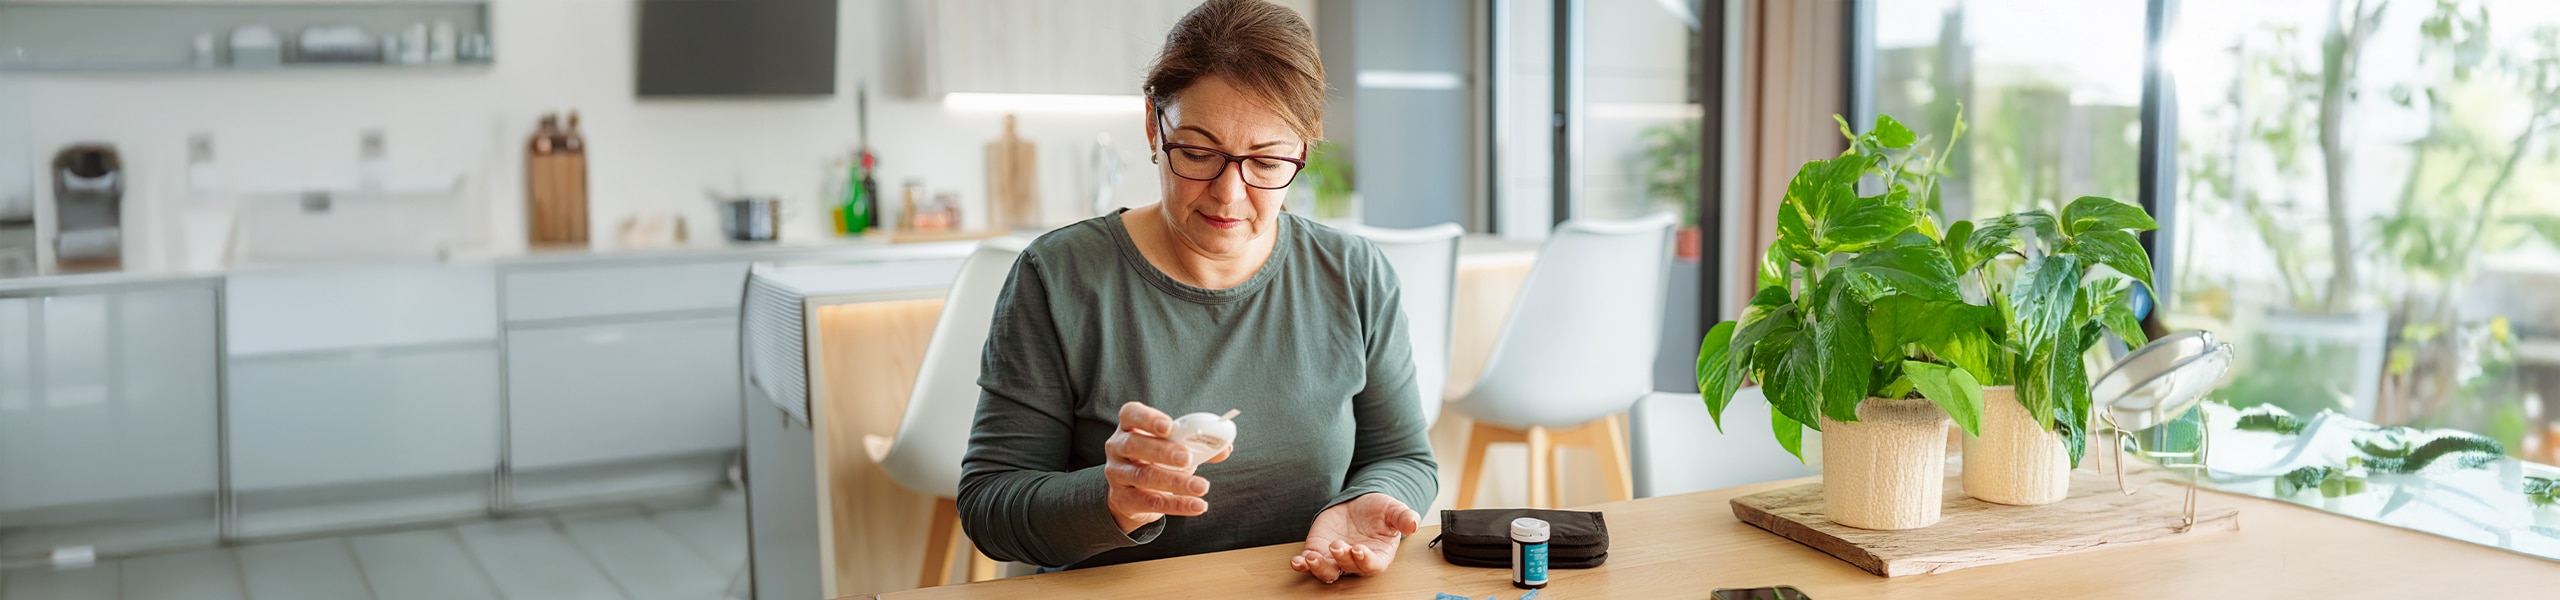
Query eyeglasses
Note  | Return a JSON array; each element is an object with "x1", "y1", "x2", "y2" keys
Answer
[
  {"x1": 1154, "y1": 114, "x2": 1307, "y2": 190},
  {"x1": 1159, "y1": 142, "x2": 1306, "y2": 190}
]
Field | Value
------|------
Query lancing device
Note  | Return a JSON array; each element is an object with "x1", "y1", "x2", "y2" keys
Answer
[{"x1": 1160, "y1": 409, "x2": 1239, "y2": 474}]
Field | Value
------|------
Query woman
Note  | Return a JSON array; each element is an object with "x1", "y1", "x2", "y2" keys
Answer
[{"x1": 957, "y1": 0, "x2": 1437, "y2": 584}]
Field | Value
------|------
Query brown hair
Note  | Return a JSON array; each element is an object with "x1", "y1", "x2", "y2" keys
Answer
[{"x1": 1143, "y1": 0, "x2": 1327, "y2": 144}]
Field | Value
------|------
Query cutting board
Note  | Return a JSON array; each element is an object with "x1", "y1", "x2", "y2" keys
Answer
[{"x1": 1730, "y1": 468, "x2": 2239, "y2": 577}]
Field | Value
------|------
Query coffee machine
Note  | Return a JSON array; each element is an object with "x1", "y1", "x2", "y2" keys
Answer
[{"x1": 52, "y1": 144, "x2": 122, "y2": 272}]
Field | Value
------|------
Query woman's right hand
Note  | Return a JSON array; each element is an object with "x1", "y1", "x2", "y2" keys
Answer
[{"x1": 1103, "y1": 401, "x2": 1228, "y2": 533}]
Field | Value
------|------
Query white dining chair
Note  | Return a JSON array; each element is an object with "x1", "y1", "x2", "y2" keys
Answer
[
  {"x1": 1345, "y1": 222, "x2": 1464, "y2": 428},
  {"x1": 864, "y1": 236, "x2": 1027, "y2": 588},
  {"x1": 1447, "y1": 213, "x2": 1676, "y2": 509},
  {"x1": 1627, "y1": 388, "x2": 1819, "y2": 498}
]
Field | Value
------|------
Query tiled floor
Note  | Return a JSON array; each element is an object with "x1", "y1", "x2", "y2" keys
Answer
[{"x1": 0, "y1": 492, "x2": 747, "y2": 600}]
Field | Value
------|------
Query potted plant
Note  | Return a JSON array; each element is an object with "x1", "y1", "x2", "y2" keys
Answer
[
  {"x1": 1945, "y1": 196, "x2": 2158, "y2": 505},
  {"x1": 1697, "y1": 113, "x2": 1989, "y2": 531}
]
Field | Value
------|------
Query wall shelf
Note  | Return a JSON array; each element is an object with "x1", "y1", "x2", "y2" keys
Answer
[{"x1": 0, "y1": 0, "x2": 494, "y2": 74}]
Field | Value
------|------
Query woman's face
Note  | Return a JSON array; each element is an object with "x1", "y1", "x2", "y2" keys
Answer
[{"x1": 1147, "y1": 75, "x2": 1304, "y2": 258}]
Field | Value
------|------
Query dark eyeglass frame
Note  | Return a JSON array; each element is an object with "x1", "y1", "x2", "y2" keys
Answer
[{"x1": 1154, "y1": 112, "x2": 1308, "y2": 190}]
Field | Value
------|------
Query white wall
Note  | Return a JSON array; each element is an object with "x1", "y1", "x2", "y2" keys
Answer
[{"x1": 0, "y1": 0, "x2": 1195, "y2": 270}]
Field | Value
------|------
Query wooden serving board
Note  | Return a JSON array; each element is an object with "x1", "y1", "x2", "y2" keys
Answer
[{"x1": 1730, "y1": 469, "x2": 2239, "y2": 577}]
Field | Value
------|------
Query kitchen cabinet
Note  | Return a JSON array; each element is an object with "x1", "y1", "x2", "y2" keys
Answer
[
  {"x1": 499, "y1": 259, "x2": 749, "y2": 508},
  {"x1": 927, "y1": 0, "x2": 1212, "y2": 96},
  {"x1": 223, "y1": 264, "x2": 500, "y2": 538},
  {"x1": 504, "y1": 316, "x2": 740, "y2": 498},
  {"x1": 0, "y1": 283, "x2": 221, "y2": 558}
]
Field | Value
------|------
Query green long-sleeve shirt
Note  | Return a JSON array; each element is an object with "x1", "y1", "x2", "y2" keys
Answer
[{"x1": 958, "y1": 209, "x2": 1439, "y2": 570}]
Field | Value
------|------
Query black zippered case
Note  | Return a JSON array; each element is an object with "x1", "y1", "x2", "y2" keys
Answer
[{"x1": 1429, "y1": 508, "x2": 1610, "y2": 569}]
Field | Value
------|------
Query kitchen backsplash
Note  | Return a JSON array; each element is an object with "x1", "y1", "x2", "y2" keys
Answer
[{"x1": 0, "y1": 0, "x2": 1162, "y2": 271}]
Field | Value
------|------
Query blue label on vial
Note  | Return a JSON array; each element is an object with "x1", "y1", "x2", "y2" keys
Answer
[{"x1": 1515, "y1": 540, "x2": 1548, "y2": 584}]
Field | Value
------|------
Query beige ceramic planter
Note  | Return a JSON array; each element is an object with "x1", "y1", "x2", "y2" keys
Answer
[
  {"x1": 1820, "y1": 398, "x2": 1951, "y2": 530},
  {"x1": 1960, "y1": 386, "x2": 2071, "y2": 506}
]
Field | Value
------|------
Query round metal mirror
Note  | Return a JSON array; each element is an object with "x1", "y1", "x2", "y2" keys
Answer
[
  {"x1": 2089, "y1": 330, "x2": 2236, "y2": 531},
  {"x1": 2091, "y1": 330, "x2": 2235, "y2": 431}
]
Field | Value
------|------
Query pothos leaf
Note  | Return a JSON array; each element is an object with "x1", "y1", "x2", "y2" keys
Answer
[
  {"x1": 2061, "y1": 196, "x2": 2158, "y2": 236},
  {"x1": 1758, "y1": 239, "x2": 1792, "y2": 292},
  {"x1": 1905, "y1": 361, "x2": 1985, "y2": 437},
  {"x1": 1697, "y1": 321, "x2": 1741, "y2": 433},
  {"x1": 1873, "y1": 113, "x2": 1918, "y2": 149},
  {"x1": 1941, "y1": 219, "x2": 1978, "y2": 274},
  {"x1": 1866, "y1": 295, "x2": 2000, "y2": 359},
  {"x1": 1775, "y1": 328, "x2": 1828, "y2": 431},
  {"x1": 1964, "y1": 211, "x2": 2057, "y2": 272},
  {"x1": 1843, "y1": 233, "x2": 1962, "y2": 301},
  {"x1": 2099, "y1": 283, "x2": 2150, "y2": 347},
  {"x1": 1773, "y1": 405, "x2": 1807, "y2": 462},
  {"x1": 2070, "y1": 229, "x2": 2155, "y2": 290},
  {"x1": 1812, "y1": 276, "x2": 1873, "y2": 424},
  {"x1": 1816, "y1": 199, "x2": 1916, "y2": 253},
  {"x1": 2011, "y1": 254, "x2": 2084, "y2": 352}
]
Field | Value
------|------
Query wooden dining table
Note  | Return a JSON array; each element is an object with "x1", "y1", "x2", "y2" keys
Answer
[{"x1": 851, "y1": 475, "x2": 2560, "y2": 599}]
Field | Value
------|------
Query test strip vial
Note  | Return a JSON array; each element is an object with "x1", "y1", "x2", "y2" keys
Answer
[{"x1": 1511, "y1": 517, "x2": 1549, "y2": 589}]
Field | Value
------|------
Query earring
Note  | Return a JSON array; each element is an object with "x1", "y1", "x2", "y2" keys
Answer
[{"x1": 1150, "y1": 155, "x2": 1160, "y2": 165}]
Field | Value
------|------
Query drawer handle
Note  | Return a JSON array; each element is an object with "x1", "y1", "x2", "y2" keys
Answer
[{"x1": 584, "y1": 330, "x2": 628, "y2": 345}]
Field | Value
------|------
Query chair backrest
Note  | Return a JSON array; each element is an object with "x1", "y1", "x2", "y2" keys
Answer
[
  {"x1": 1627, "y1": 389, "x2": 1818, "y2": 498},
  {"x1": 1459, "y1": 213, "x2": 1676, "y2": 429},
  {"x1": 1344, "y1": 222, "x2": 1464, "y2": 428},
  {"x1": 877, "y1": 237, "x2": 1029, "y2": 498}
]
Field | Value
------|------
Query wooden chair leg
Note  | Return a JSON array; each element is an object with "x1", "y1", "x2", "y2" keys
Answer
[
  {"x1": 1455, "y1": 421, "x2": 1502, "y2": 509},
  {"x1": 967, "y1": 546, "x2": 999, "y2": 582},
  {"x1": 920, "y1": 497, "x2": 960, "y2": 588},
  {"x1": 1601, "y1": 414, "x2": 1635, "y2": 502},
  {"x1": 1525, "y1": 426, "x2": 1553, "y2": 509}
]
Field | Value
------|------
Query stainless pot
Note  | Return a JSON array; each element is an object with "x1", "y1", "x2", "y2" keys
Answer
[{"x1": 716, "y1": 196, "x2": 781, "y2": 242}]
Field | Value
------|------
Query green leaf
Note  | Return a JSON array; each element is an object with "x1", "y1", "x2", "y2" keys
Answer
[
  {"x1": 2098, "y1": 284, "x2": 2149, "y2": 347},
  {"x1": 1941, "y1": 220, "x2": 1978, "y2": 273},
  {"x1": 1815, "y1": 199, "x2": 1916, "y2": 253},
  {"x1": 2010, "y1": 255, "x2": 2084, "y2": 352},
  {"x1": 1757, "y1": 240, "x2": 1791, "y2": 292},
  {"x1": 1872, "y1": 114, "x2": 1917, "y2": 148},
  {"x1": 2060, "y1": 196, "x2": 2157, "y2": 236},
  {"x1": 1929, "y1": 327, "x2": 1998, "y2": 385},
  {"x1": 1843, "y1": 234, "x2": 1962, "y2": 301},
  {"x1": 1874, "y1": 374, "x2": 1916, "y2": 401},
  {"x1": 1832, "y1": 114, "x2": 1858, "y2": 144},
  {"x1": 1774, "y1": 330, "x2": 1828, "y2": 430},
  {"x1": 1811, "y1": 277, "x2": 1873, "y2": 424},
  {"x1": 1905, "y1": 361, "x2": 1985, "y2": 437},
  {"x1": 2070, "y1": 229, "x2": 2155, "y2": 289},
  {"x1": 1773, "y1": 407, "x2": 1806, "y2": 462},
  {"x1": 1866, "y1": 295, "x2": 2000, "y2": 359},
  {"x1": 1963, "y1": 211, "x2": 2056, "y2": 272},
  {"x1": 1697, "y1": 321, "x2": 1740, "y2": 433}
]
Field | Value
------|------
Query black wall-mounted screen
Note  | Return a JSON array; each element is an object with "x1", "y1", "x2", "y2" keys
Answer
[{"x1": 637, "y1": 0, "x2": 839, "y2": 97}]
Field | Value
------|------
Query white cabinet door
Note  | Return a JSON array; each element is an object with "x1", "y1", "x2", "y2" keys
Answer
[
  {"x1": 225, "y1": 264, "x2": 498, "y2": 357},
  {"x1": 502, "y1": 261, "x2": 748, "y2": 323},
  {"x1": 0, "y1": 288, "x2": 219, "y2": 513},
  {"x1": 506, "y1": 316, "x2": 742, "y2": 471},
  {"x1": 226, "y1": 345, "x2": 501, "y2": 492}
]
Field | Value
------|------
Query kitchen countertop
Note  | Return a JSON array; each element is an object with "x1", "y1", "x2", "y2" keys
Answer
[
  {"x1": 0, "y1": 233, "x2": 970, "y2": 295},
  {"x1": 0, "y1": 229, "x2": 1549, "y2": 296}
]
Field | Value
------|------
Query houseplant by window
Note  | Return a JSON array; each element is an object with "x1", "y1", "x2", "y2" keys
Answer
[
  {"x1": 1697, "y1": 113, "x2": 1989, "y2": 530},
  {"x1": 1947, "y1": 196, "x2": 2158, "y2": 505}
]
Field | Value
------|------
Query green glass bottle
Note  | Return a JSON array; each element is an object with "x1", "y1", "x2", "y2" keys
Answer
[{"x1": 843, "y1": 150, "x2": 874, "y2": 233}]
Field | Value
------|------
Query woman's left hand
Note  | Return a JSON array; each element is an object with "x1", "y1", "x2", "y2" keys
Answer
[{"x1": 1289, "y1": 493, "x2": 1421, "y2": 583}]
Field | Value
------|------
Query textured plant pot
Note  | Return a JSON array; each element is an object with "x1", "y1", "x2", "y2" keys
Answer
[
  {"x1": 1820, "y1": 398, "x2": 1951, "y2": 530},
  {"x1": 1961, "y1": 386, "x2": 2071, "y2": 506}
]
